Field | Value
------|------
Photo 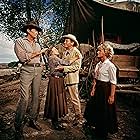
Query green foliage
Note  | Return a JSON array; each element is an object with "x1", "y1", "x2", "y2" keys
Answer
[
  {"x1": 39, "y1": 0, "x2": 70, "y2": 46},
  {"x1": 0, "y1": 0, "x2": 70, "y2": 45},
  {"x1": 0, "y1": 0, "x2": 27, "y2": 39},
  {"x1": 0, "y1": 0, "x2": 47, "y2": 39},
  {"x1": 8, "y1": 61, "x2": 19, "y2": 68}
]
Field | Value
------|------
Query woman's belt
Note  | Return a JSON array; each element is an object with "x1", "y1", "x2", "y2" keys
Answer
[{"x1": 51, "y1": 74, "x2": 64, "y2": 78}]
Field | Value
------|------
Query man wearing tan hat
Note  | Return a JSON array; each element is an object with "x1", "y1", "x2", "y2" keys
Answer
[
  {"x1": 14, "y1": 20, "x2": 47, "y2": 139},
  {"x1": 56, "y1": 34, "x2": 84, "y2": 126}
]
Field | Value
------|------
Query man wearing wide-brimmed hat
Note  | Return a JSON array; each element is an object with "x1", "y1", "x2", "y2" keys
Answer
[
  {"x1": 14, "y1": 20, "x2": 47, "y2": 139},
  {"x1": 56, "y1": 34, "x2": 85, "y2": 126}
]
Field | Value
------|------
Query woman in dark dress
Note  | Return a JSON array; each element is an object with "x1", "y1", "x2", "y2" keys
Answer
[
  {"x1": 84, "y1": 43, "x2": 118, "y2": 139},
  {"x1": 44, "y1": 46, "x2": 78, "y2": 130}
]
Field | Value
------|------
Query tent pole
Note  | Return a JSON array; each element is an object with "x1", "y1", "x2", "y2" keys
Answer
[
  {"x1": 101, "y1": 16, "x2": 104, "y2": 43},
  {"x1": 92, "y1": 29, "x2": 96, "y2": 48}
]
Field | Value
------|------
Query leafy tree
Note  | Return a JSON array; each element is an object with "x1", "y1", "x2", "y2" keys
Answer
[
  {"x1": 8, "y1": 61, "x2": 19, "y2": 68},
  {"x1": 39, "y1": 0, "x2": 70, "y2": 46},
  {"x1": 0, "y1": 0, "x2": 26, "y2": 38},
  {"x1": 0, "y1": 0, "x2": 70, "y2": 45},
  {"x1": 0, "y1": 0, "x2": 47, "y2": 39}
]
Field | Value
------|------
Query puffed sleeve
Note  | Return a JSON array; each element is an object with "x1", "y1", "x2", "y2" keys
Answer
[{"x1": 108, "y1": 64, "x2": 117, "y2": 85}]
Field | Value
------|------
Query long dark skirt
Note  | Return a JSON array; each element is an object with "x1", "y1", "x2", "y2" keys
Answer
[
  {"x1": 84, "y1": 80, "x2": 118, "y2": 136},
  {"x1": 43, "y1": 76, "x2": 68, "y2": 121}
]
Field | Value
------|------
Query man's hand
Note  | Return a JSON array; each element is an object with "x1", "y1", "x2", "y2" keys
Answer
[
  {"x1": 30, "y1": 48, "x2": 47, "y2": 60},
  {"x1": 40, "y1": 48, "x2": 48, "y2": 54},
  {"x1": 55, "y1": 65, "x2": 64, "y2": 71}
]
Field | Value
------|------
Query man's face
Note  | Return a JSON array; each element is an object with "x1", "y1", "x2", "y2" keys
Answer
[
  {"x1": 27, "y1": 28, "x2": 39, "y2": 39},
  {"x1": 63, "y1": 38, "x2": 74, "y2": 49}
]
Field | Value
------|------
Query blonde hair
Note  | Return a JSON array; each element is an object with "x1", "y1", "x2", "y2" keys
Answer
[{"x1": 98, "y1": 42, "x2": 114, "y2": 59}]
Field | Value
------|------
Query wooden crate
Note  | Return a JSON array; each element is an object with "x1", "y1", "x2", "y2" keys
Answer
[{"x1": 112, "y1": 55, "x2": 139, "y2": 78}]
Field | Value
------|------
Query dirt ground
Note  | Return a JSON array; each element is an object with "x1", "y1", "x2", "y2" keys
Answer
[{"x1": 0, "y1": 77, "x2": 140, "y2": 140}]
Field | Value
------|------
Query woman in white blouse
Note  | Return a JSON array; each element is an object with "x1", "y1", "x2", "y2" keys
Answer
[{"x1": 84, "y1": 43, "x2": 118, "y2": 139}]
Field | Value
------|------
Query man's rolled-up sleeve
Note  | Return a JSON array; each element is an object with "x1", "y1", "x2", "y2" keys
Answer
[{"x1": 14, "y1": 39, "x2": 30, "y2": 63}]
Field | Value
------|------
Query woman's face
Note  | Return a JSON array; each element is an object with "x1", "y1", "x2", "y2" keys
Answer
[
  {"x1": 52, "y1": 47, "x2": 59, "y2": 55},
  {"x1": 97, "y1": 47, "x2": 105, "y2": 58}
]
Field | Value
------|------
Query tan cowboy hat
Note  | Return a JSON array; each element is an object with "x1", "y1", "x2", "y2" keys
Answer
[
  {"x1": 21, "y1": 20, "x2": 42, "y2": 33},
  {"x1": 62, "y1": 34, "x2": 79, "y2": 47}
]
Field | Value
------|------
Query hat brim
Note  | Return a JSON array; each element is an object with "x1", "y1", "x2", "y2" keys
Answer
[
  {"x1": 21, "y1": 24, "x2": 42, "y2": 33},
  {"x1": 62, "y1": 35, "x2": 79, "y2": 47}
]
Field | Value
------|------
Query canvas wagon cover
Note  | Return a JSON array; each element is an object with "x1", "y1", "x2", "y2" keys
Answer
[{"x1": 64, "y1": 0, "x2": 140, "y2": 44}]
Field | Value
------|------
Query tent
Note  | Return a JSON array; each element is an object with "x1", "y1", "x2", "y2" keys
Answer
[{"x1": 64, "y1": 0, "x2": 140, "y2": 45}]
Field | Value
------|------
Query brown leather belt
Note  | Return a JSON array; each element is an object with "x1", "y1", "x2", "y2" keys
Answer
[
  {"x1": 25, "y1": 63, "x2": 41, "y2": 67},
  {"x1": 51, "y1": 74, "x2": 64, "y2": 78}
]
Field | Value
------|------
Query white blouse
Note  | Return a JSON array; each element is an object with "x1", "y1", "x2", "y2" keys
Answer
[{"x1": 94, "y1": 58, "x2": 117, "y2": 85}]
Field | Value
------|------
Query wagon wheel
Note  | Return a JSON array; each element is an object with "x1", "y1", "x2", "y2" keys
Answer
[{"x1": 79, "y1": 46, "x2": 97, "y2": 99}]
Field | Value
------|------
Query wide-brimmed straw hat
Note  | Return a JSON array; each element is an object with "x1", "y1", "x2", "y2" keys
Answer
[
  {"x1": 62, "y1": 34, "x2": 79, "y2": 47},
  {"x1": 21, "y1": 20, "x2": 42, "y2": 33}
]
